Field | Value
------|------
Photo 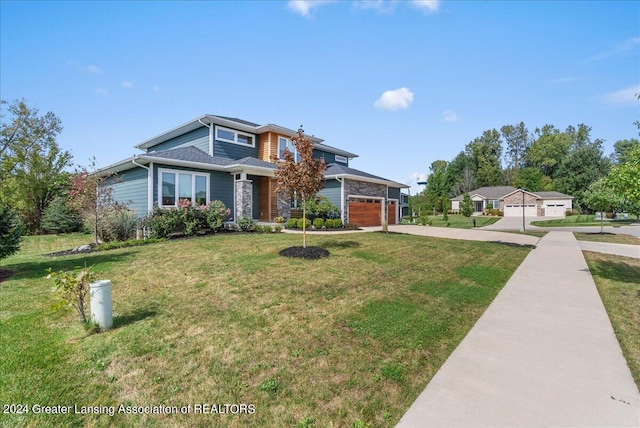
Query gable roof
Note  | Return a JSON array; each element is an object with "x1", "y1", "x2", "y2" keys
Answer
[
  {"x1": 134, "y1": 114, "x2": 358, "y2": 158},
  {"x1": 451, "y1": 186, "x2": 517, "y2": 201},
  {"x1": 324, "y1": 163, "x2": 409, "y2": 188}
]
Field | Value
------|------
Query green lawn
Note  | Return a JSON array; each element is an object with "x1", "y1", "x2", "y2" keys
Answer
[
  {"x1": 531, "y1": 215, "x2": 637, "y2": 227},
  {"x1": 0, "y1": 232, "x2": 529, "y2": 427},
  {"x1": 584, "y1": 252, "x2": 640, "y2": 388},
  {"x1": 423, "y1": 215, "x2": 501, "y2": 229}
]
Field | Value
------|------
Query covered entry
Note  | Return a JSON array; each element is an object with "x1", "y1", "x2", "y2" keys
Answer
[{"x1": 348, "y1": 197, "x2": 383, "y2": 226}]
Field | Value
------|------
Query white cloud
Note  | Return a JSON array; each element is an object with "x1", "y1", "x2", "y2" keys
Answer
[
  {"x1": 411, "y1": 0, "x2": 440, "y2": 13},
  {"x1": 442, "y1": 109, "x2": 459, "y2": 122},
  {"x1": 85, "y1": 64, "x2": 103, "y2": 74},
  {"x1": 603, "y1": 85, "x2": 640, "y2": 104},
  {"x1": 287, "y1": 0, "x2": 334, "y2": 17},
  {"x1": 96, "y1": 87, "x2": 109, "y2": 96},
  {"x1": 121, "y1": 81, "x2": 134, "y2": 88},
  {"x1": 374, "y1": 87, "x2": 414, "y2": 110},
  {"x1": 590, "y1": 37, "x2": 640, "y2": 61}
]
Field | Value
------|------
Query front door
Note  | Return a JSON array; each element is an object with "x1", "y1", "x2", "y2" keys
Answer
[{"x1": 474, "y1": 201, "x2": 483, "y2": 212}]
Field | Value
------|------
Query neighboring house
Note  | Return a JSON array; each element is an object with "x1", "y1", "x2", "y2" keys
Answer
[
  {"x1": 99, "y1": 115, "x2": 408, "y2": 226},
  {"x1": 450, "y1": 186, "x2": 573, "y2": 217}
]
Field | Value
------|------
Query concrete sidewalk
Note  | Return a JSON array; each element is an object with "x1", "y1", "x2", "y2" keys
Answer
[
  {"x1": 386, "y1": 224, "x2": 540, "y2": 246},
  {"x1": 396, "y1": 231, "x2": 640, "y2": 427},
  {"x1": 579, "y1": 241, "x2": 640, "y2": 259}
]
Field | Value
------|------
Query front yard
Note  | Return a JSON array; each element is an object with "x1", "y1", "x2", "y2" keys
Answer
[
  {"x1": 531, "y1": 215, "x2": 637, "y2": 227},
  {"x1": 1, "y1": 232, "x2": 529, "y2": 427}
]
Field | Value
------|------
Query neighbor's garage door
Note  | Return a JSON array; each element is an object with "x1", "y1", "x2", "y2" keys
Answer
[
  {"x1": 504, "y1": 204, "x2": 537, "y2": 217},
  {"x1": 545, "y1": 204, "x2": 565, "y2": 217},
  {"x1": 387, "y1": 201, "x2": 397, "y2": 224},
  {"x1": 348, "y1": 198, "x2": 382, "y2": 226}
]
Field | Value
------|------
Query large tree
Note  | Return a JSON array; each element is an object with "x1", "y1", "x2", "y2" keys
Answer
[
  {"x1": 465, "y1": 129, "x2": 502, "y2": 187},
  {"x1": 273, "y1": 127, "x2": 326, "y2": 248},
  {"x1": 501, "y1": 121, "x2": 530, "y2": 171},
  {"x1": 612, "y1": 139, "x2": 640, "y2": 165},
  {"x1": 0, "y1": 201, "x2": 24, "y2": 261},
  {"x1": 0, "y1": 99, "x2": 71, "y2": 233},
  {"x1": 424, "y1": 160, "x2": 450, "y2": 213},
  {"x1": 525, "y1": 124, "x2": 572, "y2": 179},
  {"x1": 608, "y1": 145, "x2": 640, "y2": 220},
  {"x1": 446, "y1": 151, "x2": 476, "y2": 195},
  {"x1": 554, "y1": 141, "x2": 610, "y2": 211}
]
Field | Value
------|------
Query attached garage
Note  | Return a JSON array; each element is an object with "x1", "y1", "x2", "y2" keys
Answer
[
  {"x1": 545, "y1": 204, "x2": 566, "y2": 217},
  {"x1": 348, "y1": 197, "x2": 383, "y2": 226},
  {"x1": 504, "y1": 204, "x2": 537, "y2": 217}
]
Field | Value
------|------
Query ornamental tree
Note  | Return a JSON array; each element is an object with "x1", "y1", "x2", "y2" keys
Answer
[
  {"x1": 460, "y1": 193, "x2": 474, "y2": 218},
  {"x1": 272, "y1": 126, "x2": 326, "y2": 248},
  {"x1": 582, "y1": 178, "x2": 623, "y2": 233},
  {"x1": 608, "y1": 145, "x2": 640, "y2": 221}
]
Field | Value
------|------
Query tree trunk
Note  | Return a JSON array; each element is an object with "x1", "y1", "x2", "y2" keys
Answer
[{"x1": 302, "y1": 202, "x2": 306, "y2": 248}]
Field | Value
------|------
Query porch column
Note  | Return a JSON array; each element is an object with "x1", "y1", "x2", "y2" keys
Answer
[{"x1": 235, "y1": 178, "x2": 253, "y2": 220}]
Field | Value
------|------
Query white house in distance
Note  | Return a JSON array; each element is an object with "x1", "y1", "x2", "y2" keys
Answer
[{"x1": 451, "y1": 186, "x2": 573, "y2": 217}]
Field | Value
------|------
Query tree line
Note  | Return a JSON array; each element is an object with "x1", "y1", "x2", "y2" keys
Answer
[{"x1": 413, "y1": 120, "x2": 639, "y2": 216}]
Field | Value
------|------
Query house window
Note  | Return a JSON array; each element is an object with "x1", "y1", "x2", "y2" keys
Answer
[
  {"x1": 489, "y1": 200, "x2": 500, "y2": 209},
  {"x1": 335, "y1": 154, "x2": 348, "y2": 164},
  {"x1": 159, "y1": 168, "x2": 209, "y2": 208},
  {"x1": 278, "y1": 137, "x2": 301, "y2": 162},
  {"x1": 215, "y1": 126, "x2": 255, "y2": 147}
]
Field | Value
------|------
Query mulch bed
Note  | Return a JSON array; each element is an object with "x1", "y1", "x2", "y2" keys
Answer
[
  {"x1": 585, "y1": 232, "x2": 616, "y2": 236},
  {"x1": 0, "y1": 268, "x2": 15, "y2": 283},
  {"x1": 279, "y1": 246, "x2": 330, "y2": 259}
]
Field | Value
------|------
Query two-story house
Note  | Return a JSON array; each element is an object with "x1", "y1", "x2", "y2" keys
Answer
[{"x1": 98, "y1": 115, "x2": 408, "y2": 226}]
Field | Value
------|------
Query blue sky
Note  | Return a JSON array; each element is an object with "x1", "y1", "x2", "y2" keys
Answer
[{"x1": 2, "y1": 0, "x2": 638, "y2": 194}]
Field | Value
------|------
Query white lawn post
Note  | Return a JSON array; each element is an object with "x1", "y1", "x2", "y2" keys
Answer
[{"x1": 89, "y1": 280, "x2": 113, "y2": 330}]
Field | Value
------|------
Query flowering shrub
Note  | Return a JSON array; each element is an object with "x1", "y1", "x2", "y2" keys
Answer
[{"x1": 142, "y1": 200, "x2": 231, "y2": 238}]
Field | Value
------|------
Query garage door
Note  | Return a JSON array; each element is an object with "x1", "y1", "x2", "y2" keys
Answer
[
  {"x1": 348, "y1": 198, "x2": 382, "y2": 226},
  {"x1": 387, "y1": 201, "x2": 397, "y2": 224},
  {"x1": 545, "y1": 204, "x2": 565, "y2": 217},
  {"x1": 504, "y1": 204, "x2": 537, "y2": 217}
]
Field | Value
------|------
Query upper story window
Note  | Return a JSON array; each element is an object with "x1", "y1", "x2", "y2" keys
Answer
[
  {"x1": 278, "y1": 137, "x2": 301, "y2": 162},
  {"x1": 334, "y1": 154, "x2": 348, "y2": 164},
  {"x1": 215, "y1": 126, "x2": 255, "y2": 147}
]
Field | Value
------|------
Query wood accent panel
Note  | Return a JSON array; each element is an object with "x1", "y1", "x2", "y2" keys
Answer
[
  {"x1": 270, "y1": 178, "x2": 278, "y2": 217},
  {"x1": 387, "y1": 201, "x2": 396, "y2": 224},
  {"x1": 258, "y1": 133, "x2": 271, "y2": 162},
  {"x1": 257, "y1": 176, "x2": 270, "y2": 221}
]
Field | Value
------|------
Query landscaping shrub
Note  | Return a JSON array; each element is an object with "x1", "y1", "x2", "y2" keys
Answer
[
  {"x1": 344, "y1": 223, "x2": 359, "y2": 230},
  {"x1": 47, "y1": 265, "x2": 95, "y2": 323},
  {"x1": 142, "y1": 200, "x2": 230, "y2": 238},
  {"x1": 204, "y1": 200, "x2": 231, "y2": 231},
  {"x1": 260, "y1": 224, "x2": 273, "y2": 233},
  {"x1": 0, "y1": 202, "x2": 24, "y2": 260},
  {"x1": 274, "y1": 225, "x2": 282, "y2": 233},
  {"x1": 273, "y1": 216, "x2": 285, "y2": 224},
  {"x1": 313, "y1": 218, "x2": 324, "y2": 229},
  {"x1": 285, "y1": 218, "x2": 298, "y2": 229},
  {"x1": 297, "y1": 218, "x2": 311, "y2": 229},
  {"x1": 238, "y1": 217, "x2": 257, "y2": 232},
  {"x1": 325, "y1": 219, "x2": 334, "y2": 229},
  {"x1": 605, "y1": 212, "x2": 615, "y2": 219},
  {"x1": 418, "y1": 215, "x2": 431, "y2": 226},
  {"x1": 98, "y1": 207, "x2": 137, "y2": 242},
  {"x1": 42, "y1": 197, "x2": 84, "y2": 234},
  {"x1": 333, "y1": 219, "x2": 343, "y2": 228},
  {"x1": 303, "y1": 196, "x2": 340, "y2": 220}
]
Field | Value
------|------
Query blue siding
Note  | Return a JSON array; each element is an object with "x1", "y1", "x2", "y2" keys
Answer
[
  {"x1": 210, "y1": 171, "x2": 235, "y2": 220},
  {"x1": 109, "y1": 167, "x2": 148, "y2": 217},
  {"x1": 147, "y1": 127, "x2": 209, "y2": 153},
  {"x1": 318, "y1": 179, "x2": 342, "y2": 211},
  {"x1": 313, "y1": 149, "x2": 348, "y2": 166},
  {"x1": 214, "y1": 140, "x2": 257, "y2": 160},
  {"x1": 388, "y1": 187, "x2": 400, "y2": 200}
]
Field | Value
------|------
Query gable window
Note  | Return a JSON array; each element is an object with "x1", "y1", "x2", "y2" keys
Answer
[
  {"x1": 215, "y1": 126, "x2": 255, "y2": 147},
  {"x1": 278, "y1": 137, "x2": 301, "y2": 162},
  {"x1": 159, "y1": 168, "x2": 209, "y2": 208},
  {"x1": 334, "y1": 154, "x2": 348, "y2": 164}
]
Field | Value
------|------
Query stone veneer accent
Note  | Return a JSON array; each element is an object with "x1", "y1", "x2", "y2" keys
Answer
[
  {"x1": 235, "y1": 179, "x2": 253, "y2": 220},
  {"x1": 277, "y1": 192, "x2": 291, "y2": 219},
  {"x1": 500, "y1": 191, "x2": 545, "y2": 216},
  {"x1": 344, "y1": 179, "x2": 388, "y2": 223}
]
